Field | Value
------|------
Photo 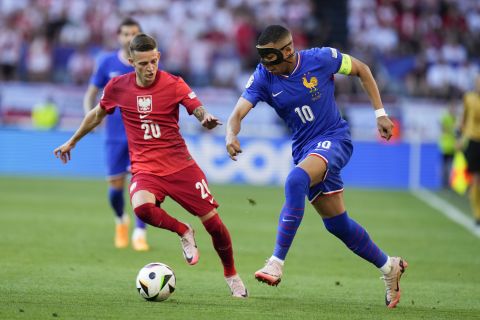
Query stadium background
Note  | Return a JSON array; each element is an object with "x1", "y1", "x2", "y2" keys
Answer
[
  {"x1": 1, "y1": 1, "x2": 480, "y2": 319},
  {"x1": 1, "y1": 0, "x2": 479, "y2": 189}
]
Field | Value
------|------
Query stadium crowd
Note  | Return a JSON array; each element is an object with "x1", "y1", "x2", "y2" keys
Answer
[
  {"x1": 348, "y1": 0, "x2": 480, "y2": 99},
  {"x1": 0, "y1": 0, "x2": 479, "y2": 98}
]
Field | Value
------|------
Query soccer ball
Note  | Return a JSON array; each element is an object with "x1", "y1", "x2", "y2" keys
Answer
[{"x1": 136, "y1": 262, "x2": 176, "y2": 301}]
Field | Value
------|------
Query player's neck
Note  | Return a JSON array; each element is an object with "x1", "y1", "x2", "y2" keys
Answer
[
  {"x1": 136, "y1": 73, "x2": 158, "y2": 88},
  {"x1": 284, "y1": 53, "x2": 298, "y2": 75},
  {"x1": 136, "y1": 77, "x2": 154, "y2": 87}
]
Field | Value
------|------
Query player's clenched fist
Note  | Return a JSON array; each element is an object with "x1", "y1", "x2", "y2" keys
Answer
[
  {"x1": 225, "y1": 134, "x2": 242, "y2": 161},
  {"x1": 376, "y1": 116, "x2": 394, "y2": 141}
]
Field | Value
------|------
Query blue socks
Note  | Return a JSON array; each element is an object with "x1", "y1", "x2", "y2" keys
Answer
[
  {"x1": 135, "y1": 215, "x2": 146, "y2": 229},
  {"x1": 322, "y1": 212, "x2": 388, "y2": 268},
  {"x1": 108, "y1": 187, "x2": 124, "y2": 219},
  {"x1": 109, "y1": 187, "x2": 146, "y2": 229},
  {"x1": 271, "y1": 167, "x2": 387, "y2": 268},
  {"x1": 273, "y1": 167, "x2": 310, "y2": 260}
]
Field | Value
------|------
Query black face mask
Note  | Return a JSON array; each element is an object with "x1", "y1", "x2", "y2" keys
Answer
[{"x1": 256, "y1": 41, "x2": 293, "y2": 66}]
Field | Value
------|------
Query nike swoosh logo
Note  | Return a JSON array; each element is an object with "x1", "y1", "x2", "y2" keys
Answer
[
  {"x1": 272, "y1": 91, "x2": 283, "y2": 97},
  {"x1": 282, "y1": 217, "x2": 295, "y2": 222},
  {"x1": 183, "y1": 250, "x2": 193, "y2": 262},
  {"x1": 395, "y1": 259, "x2": 406, "y2": 292},
  {"x1": 139, "y1": 114, "x2": 148, "y2": 119}
]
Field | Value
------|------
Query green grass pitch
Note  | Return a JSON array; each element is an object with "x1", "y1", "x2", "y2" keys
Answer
[{"x1": 0, "y1": 177, "x2": 479, "y2": 319}]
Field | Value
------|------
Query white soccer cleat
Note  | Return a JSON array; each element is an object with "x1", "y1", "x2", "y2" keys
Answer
[
  {"x1": 382, "y1": 257, "x2": 408, "y2": 308},
  {"x1": 180, "y1": 224, "x2": 199, "y2": 265},
  {"x1": 225, "y1": 274, "x2": 248, "y2": 298},
  {"x1": 254, "y1": 258, "x2": 283, "y2": 286}
]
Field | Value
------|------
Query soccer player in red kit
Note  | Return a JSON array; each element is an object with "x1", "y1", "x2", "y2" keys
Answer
[{"x1": 53, "y1": 33, "x2": 248, "y2": 298}]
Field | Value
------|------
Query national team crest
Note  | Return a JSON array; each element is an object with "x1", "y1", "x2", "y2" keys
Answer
[
  {"x1": 302, "y1": 75, "x2": 318, "y2": 93},
  {"x1": 302, "y1": 73, "x2": 321, "y2": 101},
  {"x1": 137, "y1": 95, "x2": 153, "y2": 113}
]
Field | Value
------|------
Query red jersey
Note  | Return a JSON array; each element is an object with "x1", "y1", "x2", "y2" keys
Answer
[{"x1": 100, "y1": 71, "x2": 202, "y2": 176}]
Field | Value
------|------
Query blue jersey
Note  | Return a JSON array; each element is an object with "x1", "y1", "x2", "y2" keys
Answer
[
  {"x1": 242, "y1": 47, "x2": 351, "y2": 163},
  {"x1": 90, "y1": 50, "x2": 133, "y2": 142}
]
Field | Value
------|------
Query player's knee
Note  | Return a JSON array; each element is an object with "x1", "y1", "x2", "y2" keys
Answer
[
  {"x1": 202, "y1": 213, "x2": 224, "y2": 233},
  {"x1": 108, "y1": 177, "x2": 124, "y2": 189},
  {"x1": 200, "y1": 209, "x2": 217, "y2": 223},
  {"x1": 322, "y1": 215, "x2": 350, "y2": 237},
  {"x1": 323, "y1": 222, "x2": 348, "y2": 237},
  {"x1": 285, "y1": 167, "x2": 310, "y2": 193},
  {"x1": 134, "y1": 202, "x2": 156, "y2": 223}
]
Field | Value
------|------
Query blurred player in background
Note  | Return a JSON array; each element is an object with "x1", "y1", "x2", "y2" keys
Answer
[
  {"x1": 55, "y1": 33, "x2": 248, "y2": 298},
  {"x1": 460, "y1": 75, "x2": 480, "y2": 226},
  {"x1": 226, "y1": 25, "x2": 406, "y2": 307},
  {"x1": 83, "y1": 18, "x2": 149, "y2": 251}
]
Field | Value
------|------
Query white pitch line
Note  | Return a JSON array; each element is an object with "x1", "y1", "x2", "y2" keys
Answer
[{"x1": 413, "y1": 189, "x2": 480, "y2": 238}]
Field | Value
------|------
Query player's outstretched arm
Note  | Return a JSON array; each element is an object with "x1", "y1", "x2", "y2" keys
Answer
[
  {"x1": 53, "y1": 104, "x2": 107, "y2": 164},
  {"x1": 193, "y1": 106, "x2": 222, "y2": 130},
  {"x1": 348, "y1": 55, "x2": 394, "y2": 141},
  {"x1": 226, "y1": 97, "x2": 253, "y2": 161}
]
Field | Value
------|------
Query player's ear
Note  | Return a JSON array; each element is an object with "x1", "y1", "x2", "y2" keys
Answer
[
  {"x1": 128, "y1": 52, "x2": 135, "y2": 66},
  {"x1": 157, "y1": 51, "x2": 161, "y2": 61}
]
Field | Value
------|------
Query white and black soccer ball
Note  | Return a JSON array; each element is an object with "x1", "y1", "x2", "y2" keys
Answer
[{"x1": 136, "y1": 262, "x2": 176, "y2": 302}]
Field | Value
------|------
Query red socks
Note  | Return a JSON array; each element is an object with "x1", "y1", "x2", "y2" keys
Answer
[
  {"x1": 135, "y1": 203, "x2": 236, "y2": 276},
  {"x1": 134, "y1": 203, "x2": 188, "y2": 236},
  {"x1": 202, "y1": 214, "x2": 236, "y2": 277}
]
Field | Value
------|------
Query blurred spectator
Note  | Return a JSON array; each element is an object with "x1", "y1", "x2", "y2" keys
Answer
[
  {"x1": 26, "y1": 34, "x2": 52, "y2": 82},
  {"x1": 0, "y1": 15, "x2": 22, "y2": 81},
  {"x1": 31, "y1": 96, "x2": 59, "y2": 130},
  {"x1": 348, "y1": 0, "x2": 480, "y2": 98},
  {"x1": 441, "y1": 33, "x2": 466, "y2": 65},
  {"x1": 426, "y1": 57, "x2": 454, "y2": 98},
  {"x1": 162, "y1": 28, "x2": 189, "y2": 77},
  {"x1": 404, "y1": 53, "x2": 428, "y2": 96},
  {"x1": 67, "y1": 45, "x2": 95, "y2": 85},
  {"x1": 233, "y1": 6, "x2": 257, "y2": 69},
  {"x1": 438, "y1": 102, "x2": 457, "y2": 188}
]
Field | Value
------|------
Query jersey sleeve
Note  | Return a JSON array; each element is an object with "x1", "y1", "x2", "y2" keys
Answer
[
  {"x1": 89, "y1": 54, "x2": 109, "y2": 88},
  {"x1": 99, "y1": 79, "x2": 117, "y2": 114},
  {"x1": 241, "y1": 65, "x2": 269, "y2": 107},
  {"x1": 176, "y1": 77, "x2": 202, "y2": 114},
  {"x1": 313, "y1": 47, "x2": 352, "y2": 76}
]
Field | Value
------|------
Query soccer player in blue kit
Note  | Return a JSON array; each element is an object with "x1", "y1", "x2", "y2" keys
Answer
[
  {"x1": 83, "y1": 18, "x2": 149, "y2": 251},
  {"x1": 226, "y1": 25, "x2": 408, "y2": 308}
]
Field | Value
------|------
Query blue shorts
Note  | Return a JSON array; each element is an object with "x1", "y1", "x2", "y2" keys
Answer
[
  {"x1": 295, "y1": 138, "x2": 353, "y2": 202},
  {"x1": 105, "y1": 140, "x2": 130, "y2": 178}
]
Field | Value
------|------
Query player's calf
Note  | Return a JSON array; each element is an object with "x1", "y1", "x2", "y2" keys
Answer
[{"x1": 202, "y1": 214, "x2": 237, "y2": 276}]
